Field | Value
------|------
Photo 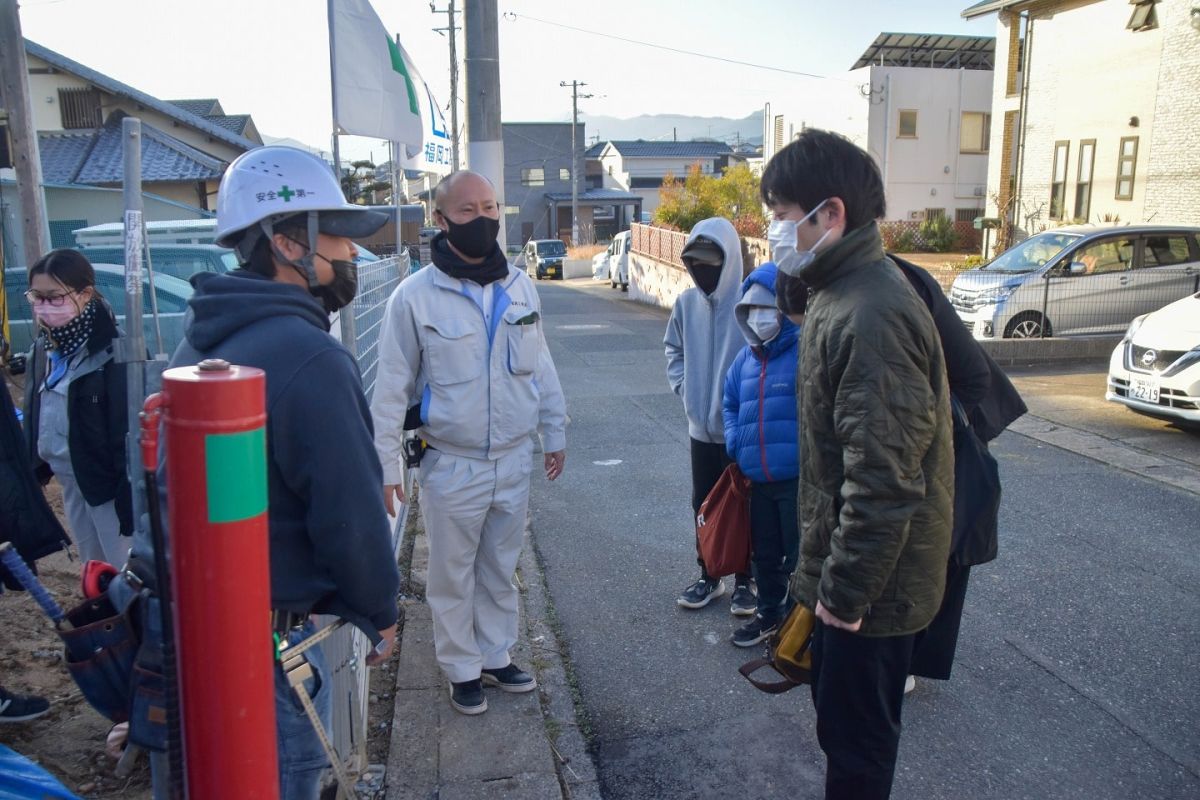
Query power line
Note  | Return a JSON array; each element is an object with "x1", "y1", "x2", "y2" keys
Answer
[{"x1": 502, "y1": 12, "x2": 846, "y2": 82}]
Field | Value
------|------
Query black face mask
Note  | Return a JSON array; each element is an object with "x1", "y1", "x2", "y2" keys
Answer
[
  {"x1": 312, "y1": 258, "x2": 358, "y2": 313},
  {"x1": 688, "y1": 262, "x2": 722, "y2": 295},
  {"x1": 441, "y1": 213, "x2": 500, "y2": 259}
]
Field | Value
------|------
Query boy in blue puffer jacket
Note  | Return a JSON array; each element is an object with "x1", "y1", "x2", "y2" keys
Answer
[{"x1": 721, "y1": 262, "x2": 803, "y2": 647}]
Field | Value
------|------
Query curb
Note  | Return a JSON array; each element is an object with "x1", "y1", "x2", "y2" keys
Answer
[
  {"x1": 519, "y1": 533, "x2": 603, "y2": 800},
  {"x1": 1009, "y1": 413, "x2": 1200, "y2": 497}
]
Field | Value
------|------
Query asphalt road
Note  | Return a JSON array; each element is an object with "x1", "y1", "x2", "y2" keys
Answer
[{"x1": 528, "y1": 279, "x2": 1200, "y2": 800}]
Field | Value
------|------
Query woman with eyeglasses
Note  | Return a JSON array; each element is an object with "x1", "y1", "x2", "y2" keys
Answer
[{"x1": 21, "y1": 249, "x2": 131, "y2": 566}]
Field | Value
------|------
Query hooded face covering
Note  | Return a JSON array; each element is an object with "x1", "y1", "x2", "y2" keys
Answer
[
  {"x1": 442, "y1": 213, "x2": 501, "y2": 259},
  {"x1": 768, "y1": 199, "x2": 832, "y2": 277},
  {"x1": 682, "y1": 238, "x2": 725, "y2": 295},
  {"x1": 746, "y1": 306, "x2": 782, "y2": 342}
]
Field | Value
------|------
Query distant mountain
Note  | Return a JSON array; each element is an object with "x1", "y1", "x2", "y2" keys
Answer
[{"x1": 579, "y1": 111, "x2": 763, "y2": 147}]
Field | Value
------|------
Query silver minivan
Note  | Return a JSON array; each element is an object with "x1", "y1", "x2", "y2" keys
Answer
[{"x1": 949, "y1": 225, "x2": 1200, "y2": 338}]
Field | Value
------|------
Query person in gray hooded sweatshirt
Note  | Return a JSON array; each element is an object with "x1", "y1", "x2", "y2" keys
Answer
[{"x1": 665, "y1": 217, "x2": 755, "y2": 614}]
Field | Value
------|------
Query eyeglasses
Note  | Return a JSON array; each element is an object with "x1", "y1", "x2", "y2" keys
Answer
[{"x1": 24, "y1": 290, "x2": 79, "y2": 306}]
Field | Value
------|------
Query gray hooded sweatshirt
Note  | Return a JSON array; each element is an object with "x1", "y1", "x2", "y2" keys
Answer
[{"x1": 664, "y1": 217, "x2": 745, "y2": 443}]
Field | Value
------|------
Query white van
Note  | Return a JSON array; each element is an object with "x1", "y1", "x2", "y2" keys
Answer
[{"x1": 606, "y1": 230, "x2": 631, "y2": 291}]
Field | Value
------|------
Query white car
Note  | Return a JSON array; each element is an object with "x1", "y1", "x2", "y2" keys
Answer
[
  {"x1": 606, "y1": 230, "x2": 631, "y2": 291},
  {"x1": 1106, "y1": 292, "x2": 1200, "y2": 426},
  {"x1": 591, "y1": 249, "x2": 610, "y2": 280}
]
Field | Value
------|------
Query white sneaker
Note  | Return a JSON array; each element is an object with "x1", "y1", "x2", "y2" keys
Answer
[{"x1": 903, "y1": 675, "x2": 916, "y2": 695}]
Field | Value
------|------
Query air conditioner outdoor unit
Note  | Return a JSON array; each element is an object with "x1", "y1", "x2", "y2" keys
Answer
[{"x1": 909, "y1": 210, "x2": 926, "y2": 221}]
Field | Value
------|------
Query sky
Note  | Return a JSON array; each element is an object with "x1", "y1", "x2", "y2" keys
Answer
[{"x1": 16, "y1": 0, "x2": 995, "y2": 162}]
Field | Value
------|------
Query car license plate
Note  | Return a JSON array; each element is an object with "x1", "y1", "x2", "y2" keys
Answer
[
  {"x1": 1129, "y1": 377, "x2": 1160, "y2": 403},
  {"x1": 547, "y1": 268, "x2": 557, "y2": 276}
]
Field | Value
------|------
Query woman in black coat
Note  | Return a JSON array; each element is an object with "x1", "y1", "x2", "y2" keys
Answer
[{"x1": 892, "y1": 255, "x2": 1027, "y2": 685}]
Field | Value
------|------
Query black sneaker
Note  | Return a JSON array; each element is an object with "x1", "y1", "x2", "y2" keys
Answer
[
  {"x1": 676, "y1": 578, "x2": 725, "y2": 609},
  {"x1": 449, "y1": 679, "x2": 487, "y2": 715},
  {"x1": 481, "y1": 663, "x2": 536, "y2": 693},
  {"x1": 0, "y1": 687, "x2": 50, "y2": 723},
  {"x1": 731, "y1": 615, "x2": 778, "y2": 648},
  {"x1": 730, "y1": 582, "x2": 757, "y2": 617}
]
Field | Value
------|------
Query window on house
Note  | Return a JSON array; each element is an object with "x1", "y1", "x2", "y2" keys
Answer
[
  {"x1": 898, "y1": 110, "x2": 918, "y2": 139},
  {"x1": 960, "y1": 112, "x2": 991, "y2": 154},
  {"x1": 58, "y1": 87, "x2": 100, "y2": 129},
  {"x1": 521, "y1": 168, "x2": 545, "y2": 187},
  {"x1": 1049, "y1": 141, "x2": 1070, "y2": 220},
  {"x1": 1074, "y1": 140, "x2": 1095, "y2": 221},
  {"x1": 924, "y1": 208, "x2": 946, "y2": 221},
  {"x1": 1127, "y1": 0, "x2": 1158, "y2": 31},
  {"x1": 559, "y1": 168, "x2": 570, "y2": 182},
  {"x1": 0, "y1": 123, "x2": 10, "y2": 169},
  {"x1": 955, "y1": 208, "x2": 980, "y2": 223},
  {"x1": 505, "y1": 205, "x2": 521, "y2": 216},
  {"x1": 1116, "y1": 137, "x2": 1138, "y2": 200}
]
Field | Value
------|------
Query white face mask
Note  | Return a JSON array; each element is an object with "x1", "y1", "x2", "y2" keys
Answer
[
  {"x1": 767, "y1": 199, "x2": 832, "y2": 277},
  {"x1": 746, "y1": 307, "x2": 782, "y2": 342}
]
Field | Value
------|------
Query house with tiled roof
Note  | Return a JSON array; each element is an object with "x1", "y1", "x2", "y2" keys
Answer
[
  {"x1": 0, "y1": 40, "x2": 262, "y2": 255},
  {"x1": 587, "y1": 139, "x2": 736, "y2": 216}
]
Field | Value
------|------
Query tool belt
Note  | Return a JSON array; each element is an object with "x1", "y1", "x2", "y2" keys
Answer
[{"x1": 271, "y1": 609, "x2": 309, "y2": 636}]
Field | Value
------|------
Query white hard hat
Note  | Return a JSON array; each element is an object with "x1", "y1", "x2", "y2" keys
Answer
[{"x1": 215, "y1": 146, "x2": 387, "y2": 250}]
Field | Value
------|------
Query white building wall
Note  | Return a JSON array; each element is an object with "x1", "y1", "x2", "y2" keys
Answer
[
  {"x1": 1143, "y1": 0, "x2": 1200, "y2": 225},
  {"x1": 980, "y1": 0, "x2": 1197, "y2": 237},
  {"x1": 866, "y1": 65, "x2": 993, "y2": 221}
]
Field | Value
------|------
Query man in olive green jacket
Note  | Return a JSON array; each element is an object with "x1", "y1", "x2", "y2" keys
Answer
[{"x1": 762, "y1": 129, "x2": 953, "y2": 800}]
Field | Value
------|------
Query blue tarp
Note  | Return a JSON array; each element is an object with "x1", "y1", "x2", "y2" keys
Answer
[{"x1": 0, "y1": 744, "x2": 80, "y2": 800}]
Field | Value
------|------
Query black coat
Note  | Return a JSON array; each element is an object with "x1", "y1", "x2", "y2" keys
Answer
[
  {"x1": 22, "y1": 305, "x2": 133, "y2": 535},
  {"x1": 0, "y1": 379, "x2": 69, "y2": 589},
  {"x1": 890, "y1": 255, "x2": 1028, "y2": 441}
]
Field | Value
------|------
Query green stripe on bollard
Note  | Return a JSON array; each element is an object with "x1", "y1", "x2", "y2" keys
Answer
[{"x1": 205, "y1": 427, "x2": 267, "y2": 523}]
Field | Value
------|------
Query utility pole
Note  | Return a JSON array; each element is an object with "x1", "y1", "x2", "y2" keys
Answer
[
  {"x1": 0, "y1": 0, "x2": 49, "y2": 265},
  {"x1": 559, "y1": 80, "x2": 592, "y2": 246},
  {"x1": 464, "y1": 0, "x2": 505, "y2": 250},
  {"x1": 431, "y1": 0, "x2": 460, "y2": 170}
]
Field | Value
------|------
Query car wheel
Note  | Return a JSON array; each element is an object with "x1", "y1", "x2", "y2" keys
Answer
[
  {"x1": 1004, "y1": 312, "x2": 1051, "y2": 339},
  {"x1": 621, "y1": 282, "x2": 628, "y2": 292}
]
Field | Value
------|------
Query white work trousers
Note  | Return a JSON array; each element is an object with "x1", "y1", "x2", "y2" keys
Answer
[
  {"x1": 58, "y1": 473, "x2": 127, "y2": 566},
  {"x1": 418, "y1": 440, "x2": 533, "y2": 683}
]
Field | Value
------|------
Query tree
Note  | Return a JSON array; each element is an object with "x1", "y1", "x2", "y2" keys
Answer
[
  {"x1": 652, "y1": 162, "x2": 766, "y2": 237},
  {"x1": 340, "y1": 160, "x2": 391, "y2": 205}
]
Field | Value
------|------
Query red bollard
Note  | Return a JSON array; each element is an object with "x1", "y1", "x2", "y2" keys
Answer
[{"x1": 155, "y1": 359, "x2": 277, "y2": 799}]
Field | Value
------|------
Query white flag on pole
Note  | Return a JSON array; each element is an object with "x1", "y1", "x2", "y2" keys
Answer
[{"x1": 330, "y1": 0, "x2": 435, "y2": 151}]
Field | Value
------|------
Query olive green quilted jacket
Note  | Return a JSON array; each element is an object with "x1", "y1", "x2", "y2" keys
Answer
[{"x1": 785, "y1": 222, "x2": 954, "y2": 636}]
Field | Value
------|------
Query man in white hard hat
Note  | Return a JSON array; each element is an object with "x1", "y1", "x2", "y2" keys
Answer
[
  {"x1": 372, "y1": 170, "x2": 566, "y2": 715},
  {"x1": 136, "y1": 145, "x2": 402, "y2": 799}
]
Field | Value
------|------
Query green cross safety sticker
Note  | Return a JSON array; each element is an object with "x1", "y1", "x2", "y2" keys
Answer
[
  {"x1": 277, "y1": 185, "x2": 296, "y2": 202},
  {"x1": 204, "y1": 427, "x2": 267, "y2": 524}
]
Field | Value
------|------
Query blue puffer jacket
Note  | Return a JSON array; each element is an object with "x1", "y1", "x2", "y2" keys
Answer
[{"x1": 722, "y1": 263, "x2": 800, "y2": 483}]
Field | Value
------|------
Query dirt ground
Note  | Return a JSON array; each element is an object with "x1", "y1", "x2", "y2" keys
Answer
[{"x1": 1, "y1": 375, "x2": 399, "y2": 798}]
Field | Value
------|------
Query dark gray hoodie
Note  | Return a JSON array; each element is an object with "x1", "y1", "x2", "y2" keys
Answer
[{"x1": 133, "y1": 270, "x2": 400, "y2": 641}]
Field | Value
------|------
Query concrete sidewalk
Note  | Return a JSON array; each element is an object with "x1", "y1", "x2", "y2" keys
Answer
[{"x1": 385, "y1": 500, "x2": 601, "y2": 800}]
